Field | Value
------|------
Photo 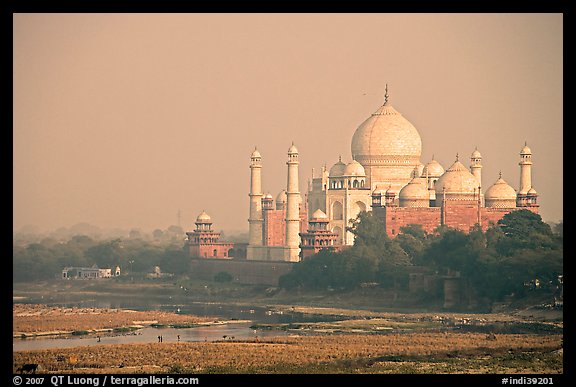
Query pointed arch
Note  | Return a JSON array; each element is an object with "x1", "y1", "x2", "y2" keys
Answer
[{"x1": 332, "y1": 201, "x2": 343, "y2": 220}]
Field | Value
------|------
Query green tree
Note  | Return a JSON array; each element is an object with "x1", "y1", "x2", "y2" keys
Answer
[
  {"x1": 161, "y1": 247, "x2": 190, "y2": 274},
  {"x1": 396, "y1": 224, "x2": 428, "y2": 265},
  {"x1": 495, "y1": 210, "x2": 557, "y2": 255},
  {"x1": 84, "y1": 239, "x2": 122, "y2": 268}
]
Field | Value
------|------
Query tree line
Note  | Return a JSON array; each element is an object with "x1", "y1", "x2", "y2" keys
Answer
[
  {"x1": 13, "y1": 234, "x2": 190, "y2": 282},
  {"x1": 279, "y1": 210, "x2": 563, "y2": 303}
]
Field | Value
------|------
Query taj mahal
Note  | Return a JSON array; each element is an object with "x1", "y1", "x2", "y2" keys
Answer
[{"x1": 186, "y1": 86, "x2": 539, "y2": 264}]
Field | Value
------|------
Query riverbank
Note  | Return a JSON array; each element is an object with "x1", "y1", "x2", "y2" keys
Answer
[
  {"x1": 13, "y1": 280, "x2": 563, "y2": 374},
  {"x1": 13, "y1": 333, "x2": 563, "y2": 374},
  {"x1": 14, "y1": 278, "x2": 563, "y2": 318},
  {"x1": 13, "y1": 304, "x2": 232, "y2": 338}
]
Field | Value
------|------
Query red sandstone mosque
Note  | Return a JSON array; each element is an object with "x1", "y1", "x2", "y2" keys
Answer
[{"x1": 186, "y1": 87, "x2": 538, "y2": 262}]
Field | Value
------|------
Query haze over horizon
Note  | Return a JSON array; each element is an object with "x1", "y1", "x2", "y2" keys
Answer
[{"x1": 13, "y1": 13, "x2": 563, "y2": 235}]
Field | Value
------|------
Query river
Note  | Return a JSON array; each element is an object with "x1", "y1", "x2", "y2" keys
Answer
[{"x1": 13, "y1": 295, "x2": 334, "y2": 352}]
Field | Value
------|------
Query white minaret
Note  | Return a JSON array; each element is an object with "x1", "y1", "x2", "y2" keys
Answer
[
  {"x1": 284, "y1": 142, "x2": 301, "y2": 262},
  {"x1": 470, "y1": 147, "x2": 483, "y2": 206},
  {"x1": 517, "y1": 142, "x2": 535, "y2": 208},
  {"x1": 470, "y1": 147, "x2": 482, "y2": 188},
  {"x1": 519, "y1": 142, "x2": 533, "y2": 194},
  {"x1": 247, "y1": 147, "x2": 263, "y2": 260}
]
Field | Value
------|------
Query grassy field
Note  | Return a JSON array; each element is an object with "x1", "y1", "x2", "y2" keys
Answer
[{"x1": 13, "y1": 333, "x2": 562, "y2": 374}]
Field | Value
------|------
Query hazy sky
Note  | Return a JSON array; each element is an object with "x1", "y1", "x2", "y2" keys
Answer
[{"x1": 13, "y1": 13, "x2": 563, "y2": 234}]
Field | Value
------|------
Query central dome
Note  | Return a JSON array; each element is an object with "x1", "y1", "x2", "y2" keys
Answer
[
  {"x1": 351, "y1": 102, "x2": 422, "y2": 164},
  {"x1": 350, "y1": 92, "x2": 423, "y2": 192}
]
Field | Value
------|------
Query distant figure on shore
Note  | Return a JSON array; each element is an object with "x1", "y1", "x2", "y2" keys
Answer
[
  {"x1": 158, "y1": 335, "x2": 161, "y2": 343},
  {"x1": 177, "y1": 335, "x2": 180, "y2": 342},
  {"x1": 97, "y1": 336, "x2": 101, "y2": 342}
]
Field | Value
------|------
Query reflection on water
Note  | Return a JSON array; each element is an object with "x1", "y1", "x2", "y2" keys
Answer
[
  {"x1": 13, "y1": 323, "x2": 288, "y2": 351},
  {"x1": 13, "y1": 294, "x2": 343, "y2": 352}
]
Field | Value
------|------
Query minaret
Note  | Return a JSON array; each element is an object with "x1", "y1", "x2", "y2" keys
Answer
[
  {"x1": 517, "y1": 142, "x2": 536, "y2": 208},
  {"x1": 247, "y1": 147, "x2": 263, "y2": 260},
  {"x1": 519, "y1": 142, "x2": 533, "y2": 194},
  {"x1": 470, "y1": 147, "x2": 483, "y2": 206},
  {"x1": 285, "y1": 142, "x2": 301, "y2": 262},
  {"x1": 470, "y1": 147, "x2": 482, "y2": 188}
]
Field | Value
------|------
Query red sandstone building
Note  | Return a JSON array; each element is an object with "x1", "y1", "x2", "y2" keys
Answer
[
  {"x1": 185, "y1": 211, "x2": 235, "y2": 259},
  {"x1": 299, "y1": 209, "x2": 341, "y2": 259}
]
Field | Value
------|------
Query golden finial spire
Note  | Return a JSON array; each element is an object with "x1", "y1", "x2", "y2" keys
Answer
[{"x1": 384, "y1": 83, "x2": 389, "y2": 106}]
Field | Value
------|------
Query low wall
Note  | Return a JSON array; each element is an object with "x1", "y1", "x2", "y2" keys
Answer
[{"x1": 189, "y1": 259, "x2": 295, "y2": 286}]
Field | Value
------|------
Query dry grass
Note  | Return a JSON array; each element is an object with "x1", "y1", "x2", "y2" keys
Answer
[
  {"x1": 13, "y1": 304, "x2": 216, "y2": 335},
  {"x1": 13, "y1": 332, "x2": 562, "y2": 374}
]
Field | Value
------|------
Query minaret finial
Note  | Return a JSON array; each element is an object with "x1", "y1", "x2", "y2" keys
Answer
[
  {"x1": 456, "y1": 152, "x2": 459, "y2": 161},
  {"x1": 384, "y1": 83, "x2": 389, "y2": 105},
  {"x1": 338, "y1": 155, "x2": 342, "y2": 162}
]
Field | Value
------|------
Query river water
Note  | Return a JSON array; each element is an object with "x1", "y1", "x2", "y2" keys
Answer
[{"x1": 13, "y1": 295, "x2": 330, "y2": 352}]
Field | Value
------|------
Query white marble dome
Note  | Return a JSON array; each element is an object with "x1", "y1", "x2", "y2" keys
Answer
[
  {"x1": 422, "y1": 158, "x2": 445, "y2": 178},
  {"x1": 351, "y1": 102, "x2": 422, "y2": 163},
  {"x1": 435, "y1": 158, "x2": 480, "y2": 200},
  {"x1": 329, "y1": 158, "x2": 346, "y2": 177},
  {"x1": 485, "y1": 175, "x2": 517, "y2": 208},
  {"x1": 520, "y1": 143, "x2": 532, "y2": 155},
  {"x1": 399, "y1": 177, "x2": 429, "y2": 207},
  {"x1": 276, "y1": 189, "x2": 287, "y2": 205},
  {"x1": 251, "y1": 148, "x2": 261, "y2": 159},
  {"x1": 343, "y1": 160, "x2": 366, "y2": 176}
]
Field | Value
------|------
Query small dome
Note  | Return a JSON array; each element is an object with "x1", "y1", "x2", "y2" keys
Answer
[
  {"x1": 343, "y1": 160, "x2": 366, "y2": 176},
  {"x1": 435, "y1": 159, "x2": 480, "y2": 195},
  {"x1": 251, "y1": 148, "x2": 261, "y2": 158},
  {"x1": 288, "y1": 143, "x2": 298, "y2": 154},
  {"x1": 528, "y1": 187, "x2": 538, "y2": 195},
  {"x1": 399, "y1": 178, "x2": 429, "y2": 200},
  {"x1": 329, "y1": 158, "x2": 346, "y2": 177},
  {"x1": 276, "y1": 189, "x2": 287, "y2": 204},
  {"x1": 471, "y1": 148, "x2": 482, "y2": 159},
  {"x1": 520, "y1": 143, "x2": 532, "y2": 155},
  {"x1": 485, "y1": 175, "x2": 517, "y2": 208},
  {"x1": 485, "y1": 176, "x2": 517, "y2": 201},
  {"x1": 263, "y1": 193, "x2": 273, "y2": 200},
  {"x1": 311, "y1": 209, "x2": 329, "y2": 220},
  {"x1": 196, "y1": 210, "x2": 211, "y2": 223},
  {"x1": 422, "y1": 158, "x2": 445, "y2": 178}
]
